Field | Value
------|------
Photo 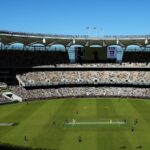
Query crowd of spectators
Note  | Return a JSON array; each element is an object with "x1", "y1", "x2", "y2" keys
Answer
[
  {"x1": 17, "y1": 71, "x2": 150, "y2": 87},
  {"x1": 34, "y1": 62, "x2": 150, "y2": 68},
  {"x1": 10, "y1": 86, "x2": 150, "y2": 100},
  {"x1": 0, "y1": 94, "x2": 12, "y2": 104},
  {"x1": 0, "y1": 82, "x2": 7, "y2": 88}
]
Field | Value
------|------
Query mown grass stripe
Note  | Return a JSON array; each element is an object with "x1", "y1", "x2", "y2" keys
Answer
[
  {"x1": 96, "y1": 99, "x2": 132, "y2": 150},
  {"x1": 113, "y1": 99, "x2": 149, "y2": 149},
  {"x1": 0, "y1": 98, "x2": 150, "y2": 150},
  {"x1": 31, "y1": 99, "x2": 79, "y2": 149},
  {"x1": 0, "y1": 101, "x2": 48, "y2": 144}
]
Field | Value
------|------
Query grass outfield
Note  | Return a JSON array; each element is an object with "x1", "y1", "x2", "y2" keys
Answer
[{"x1": 0, "y1": 98, "x2": 150, "y2": 150}]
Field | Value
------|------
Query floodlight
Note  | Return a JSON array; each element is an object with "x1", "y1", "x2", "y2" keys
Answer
[
  {"x1": 43, "y1": 38, "x2": 46, "y2": 44},
  {"x1": 73, "y1": 39, "x2": 75, "y2": 44},
  {"x1": 116, "y1": 39, "x2": 119, "y2": 45},
  {"x1": 145, "y1": 38, "x2": 148, "y2": 44}
]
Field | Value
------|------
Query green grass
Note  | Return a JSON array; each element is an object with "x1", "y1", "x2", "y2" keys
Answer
[{"x1": 0, "y1": 98, "x2": 150, "y2": 150}]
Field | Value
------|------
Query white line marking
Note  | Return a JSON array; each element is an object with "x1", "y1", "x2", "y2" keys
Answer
[
  {"x1": 66, "y1": 121, "x2": 127, "y2": 125},
  {"x1": 0, "y1": 123, "x2": 14, "y2": 126}
]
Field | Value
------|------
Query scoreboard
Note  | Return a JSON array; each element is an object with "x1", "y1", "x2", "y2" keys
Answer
[{"x1": 107, "y1": 47, "x2": 117, "y2": 59}]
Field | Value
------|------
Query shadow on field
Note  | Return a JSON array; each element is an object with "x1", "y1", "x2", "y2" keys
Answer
[
  {"x1": 12, "y1": 123, "x2": 19, "y2": 126},
  {"x1": 120, "y1": 145, "x2": 143, "y2": 149},
  {"x1": 0, "y1": 142, "x2": 59, "y2": 150},
  {"x1": 120, "y1": 146, "x2": 127, "y2": 149}
]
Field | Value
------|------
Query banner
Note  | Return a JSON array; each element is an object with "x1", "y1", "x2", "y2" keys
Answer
[{"x1": 107, "y1": 47, "x2": 117, "y2": 59}]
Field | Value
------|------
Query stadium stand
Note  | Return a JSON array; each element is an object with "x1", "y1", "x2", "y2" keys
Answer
[
  {"x1": 0, "y1": 94, "x2": 12, "y2": 104},
  {"x1": 1, "y1": 30, "x2": 150, "y2": 101},
  {"x1": 17, "y1": 71, "x2": 150, "y2": 87},
  {"x1": 10, "y1": 86, "x2": 150, "y2": 100},
  {"x1": 0, "y1": 30, "x2": 88, "y2": 38},
  {"x1": 29, "y1": 63, "x2": 150, "y2": 68},
  {"x1": 0, "y1": 61, "x2": 149, "y2": 100},
  {"x1": 0, "y1": 82, "x2": 7, "y2": 88},
  {"x1": 0, "y1": 50, "x2": 69, "y2": 67},
  {"x1": 122, "y1": 51, "x2": 150, "y2": 63}
]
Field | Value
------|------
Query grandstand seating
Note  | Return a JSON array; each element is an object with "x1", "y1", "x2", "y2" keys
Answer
[
  {"x1": 1, "y1": 30, "x2": 150, "y2": 101},
  {"x1": 31, "y1": 63, "x2": 150, "y2": 68},
  {"x1": 0, "y1": 95, "x2": 12, "y2": 104},
  {"x1": 60, "y1": 63, "x2": 150, "y2": 68},
  {"x1": 0, "y1": 82, "x2": 7, "y2": 88},
  {"x1": 17, "y1": 71, "x2": 150, "y2": 87},
  {"x1": 0, "y1": 50, "x2": 150, "y2": 100},
  {"x1": 10, "y1": 86, "x2": 150, "y2": 100}
]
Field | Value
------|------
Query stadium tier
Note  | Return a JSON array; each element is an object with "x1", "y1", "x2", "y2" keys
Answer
[
  {"x1": 0, "y1": 31, "x2": 150, "y2": 102},
  {"x1": 0, "y1": 82, "x2": 7, "y2": 88},
  {"x1": 17, "y1": 71, "x2": 150, "y2": 87},
  {"x1": 0, "y1": 94, "x2": 12, "y2": 104},
  {"x1": 0, "y1": 50, "x2": 150, "y2": 67},
  {"x1": 10, "y1": 86, "x2": 150, "y2": 100},
  {"x1": 122, "y1": 51, "x2": 150, "y2": 63},
  {"x1": 0, "y1": 50, "x2": 69, "y2": 67},
  {"x1": 1, "y1": 61, "x2": 150, "y2": 101}
]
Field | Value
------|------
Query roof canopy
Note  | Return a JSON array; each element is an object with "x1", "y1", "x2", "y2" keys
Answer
[{"x1": 0, "y1": 30, "x2": 149, "y2": 47}]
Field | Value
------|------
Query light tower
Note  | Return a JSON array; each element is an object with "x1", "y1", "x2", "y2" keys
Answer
[{"x1": 43, "y1": 38, "x2": 46, "y2": 50}]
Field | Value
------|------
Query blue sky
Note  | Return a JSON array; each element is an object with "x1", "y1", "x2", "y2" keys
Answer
[{"x1": 0, "y1": 0, "x2": 150, "y2": 36}]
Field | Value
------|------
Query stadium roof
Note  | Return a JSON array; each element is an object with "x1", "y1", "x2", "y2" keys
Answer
[{"x1": 0, "y1": 30, "x2": 149, "y2": 47}]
